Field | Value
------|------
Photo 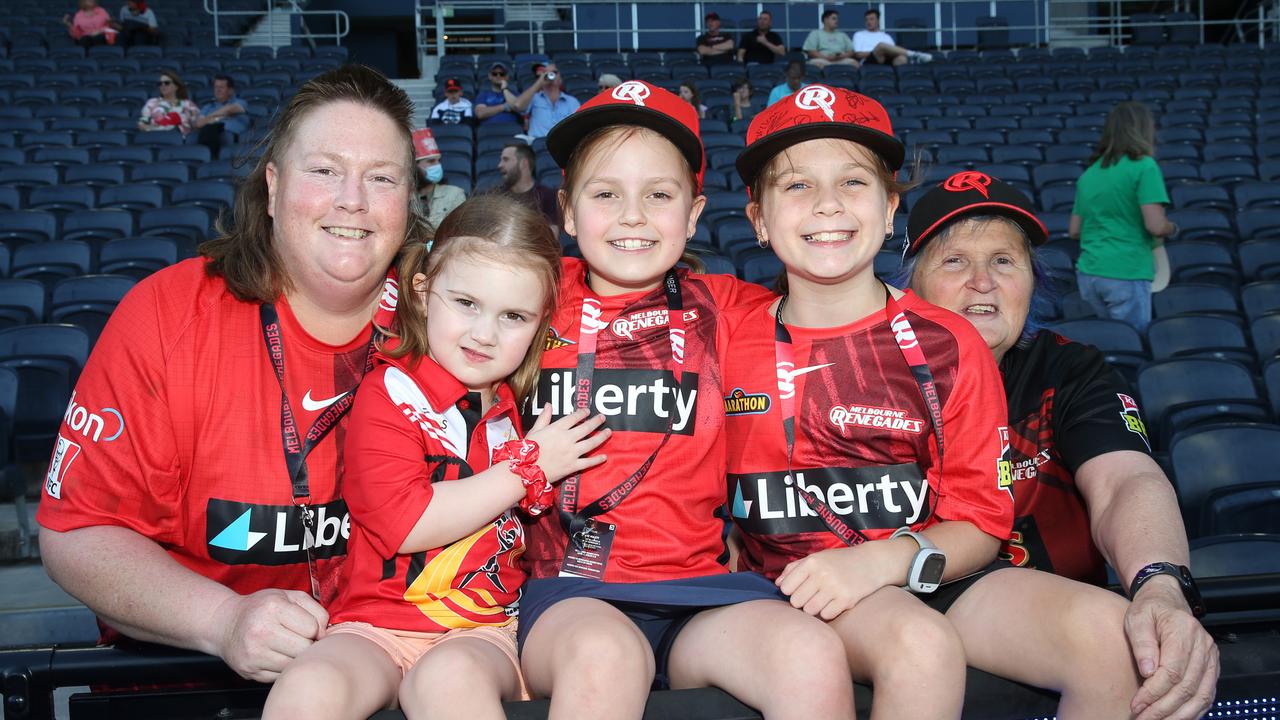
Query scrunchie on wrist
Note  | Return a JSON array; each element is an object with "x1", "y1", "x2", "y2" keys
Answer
[{"x1": 492, "y1": 439, "x2": 555, "y2": 516}]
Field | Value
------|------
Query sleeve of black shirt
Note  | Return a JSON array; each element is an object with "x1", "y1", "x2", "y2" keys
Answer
[{"x1": 1050, "y1": 338, "x2": 1154, "y2": 473}]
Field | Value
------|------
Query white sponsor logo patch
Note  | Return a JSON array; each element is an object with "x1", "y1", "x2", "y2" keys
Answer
[{"x1": 45, "y1": 434, "x2": 81, "y2": 499}]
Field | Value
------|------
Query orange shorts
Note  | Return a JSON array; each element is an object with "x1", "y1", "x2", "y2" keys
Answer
[{"x1": 325, "y1": 621, "x2": 528, "y2": 699}]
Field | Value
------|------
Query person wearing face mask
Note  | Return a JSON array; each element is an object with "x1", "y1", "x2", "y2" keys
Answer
[{"x1": 413, "y1": 128, "x2": 466, "y2": 231}]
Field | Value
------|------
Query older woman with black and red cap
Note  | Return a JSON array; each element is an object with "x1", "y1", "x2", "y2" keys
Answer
[
  {"x1": 724, "y1": 85, "x2": 1163, "y2": 718},
  {"x1": 904, "y1": 172, "x2": 1218, "y2": 720}
]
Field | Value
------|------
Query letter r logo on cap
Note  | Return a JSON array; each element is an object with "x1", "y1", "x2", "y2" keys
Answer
[
  {"x1": 795, "y1": 86, "x2": 837, "y2": 121},
  {"x1": 943, "y1": 171, "x2": 993, "y2": 198},
  {"x1": 612, "y1": 81, "x2": 651, "y2": 106}
]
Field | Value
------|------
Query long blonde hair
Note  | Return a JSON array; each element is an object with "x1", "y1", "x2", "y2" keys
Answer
[{"x1": 382, "y1": 194, "x2": 560, "y2": 402}]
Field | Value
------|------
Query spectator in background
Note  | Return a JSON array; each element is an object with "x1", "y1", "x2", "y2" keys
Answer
[
  {"x1": 679, "y1": 80, "x2": 707, "y2": 119},
  {"x1": 498, "y1": 141, "x2": 560, "y2": 235},
  {"x1": 474, "y1": 62, "x2": 537, "y2": 126},
  {"x1": 63, "y1": 0, "x2": 115, "y2": 48},
  {"x1": 139, "y1": 70, "x2": 200, "y2": 136},
  {"x1": 597, "y1": 73, "x2": 623, "y2": 92},
  {"x1": 767, "y1": 59, "x2": 809, "y2": 106},
  {"x1": 429, "y1": 78, "x2": 475, "y2": 125},
  {"x1": 803, "y1": 9, "x2": 858, "y2": 68},
  {"x1": 525, "y1": 63, "x2": 579, "y2": 140},
  {"x1": 1070, "y1": 101, "x2": 1176, "y2": 334},
  {"x1": 696, "y1": 12, "x2": 736, "y2": 66},
  {"x1": 195, "y1": 74, "x2": 249, "y2": 160},
  {"x1": 853, "y1": 9, "x2": 931, "y2": 66},
  {"x1": 730, "y1": 78, "x2": 759, "y2": 129},
  {"x1": 118, "y1": 0, "x2": 159, "y2": 46},
  {"x1": 737, "y1": 10, "x2": 784, "y2": 65},
  {"x1": 413, "y1": 128, "x2": 466, "y2": 230}
]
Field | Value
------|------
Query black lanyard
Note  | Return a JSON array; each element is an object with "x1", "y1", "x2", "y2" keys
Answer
[
  {"x1": 557, "y1": 270, "x2": 685, "y2": 542},
  {"x1": 259, "y1": 303, "x2": 377, "y2": 597},
  {"x1": 772, "y1": 284, "x2": 943, "y2": 546}
]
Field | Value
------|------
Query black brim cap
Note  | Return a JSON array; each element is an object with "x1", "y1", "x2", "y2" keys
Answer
[
  {"x1": 546, "y1": 80, "x2": 705, "y2": 191},
  {"x1": 906, "y1": 171, "x2": 1049, "y2": 257},
  {"x1": 736, "y1": 84, "x2": 904, "y2": 191}
]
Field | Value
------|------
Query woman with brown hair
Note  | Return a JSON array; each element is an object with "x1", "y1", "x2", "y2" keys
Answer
[
  {"x1": 1069, "y1": 101, "x2": 1178, "y2": 333},
  {"x1": 138, "y1": 69, "x2": 201, "y2": 135},
  {"x1": 39, "y1": 64, "x2": 430, "y2": 684}
]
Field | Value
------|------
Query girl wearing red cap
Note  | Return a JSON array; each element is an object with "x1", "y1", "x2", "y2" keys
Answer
[
  {"x1": 516, "y1": 81, "x2": 857, "y2": 719},
  {"x1": 726, "y1": 84, "x2": 1142, "y2": 718}
]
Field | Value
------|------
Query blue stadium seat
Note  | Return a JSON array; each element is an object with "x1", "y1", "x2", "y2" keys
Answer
[
  {"x1": 1147, "y1": 316, "x2": 1253, "y2": 366},
  {"x1": 171, "y1": 180, "x2": 235, "y2": 212},
  {"x1": 1251, "y1": 314, "x2": 1280, "y2": 362},
  {"x1": 1239, "y1": 240, "x2": 1280, "y2": 282},
  {"x1": 1242, "y1": 281, "x2": 1280, "y2": 322},
  {"x1": 1152, "y1": 282, "x2": 1241, "y2": 323},
  {"x1": 0, "y1": 187, "x2": 17, "y2": 211},
  {"x1": 50, "y1": 274, "x2": 137, "y2": 342},
  {"x1": 1167, "y1": 210, "x2": 1237, "y2": 244},
  {"x1": 131, "y1": 162, "x2": 191, "y2": 186},
  {"x1": 740, "y1": 253, "x2": 782, "y2": 288},
  {"x1": 62, "y1": 209, "x2": 135, "y2": 244},
  {"x1": 1200, "y1": 160, "x2": 1257, "y2": 185},
  {"x1": 0, "y1": 323, "x2": 91, "y2": 461},
  {"x1": 11, "y1": 241, "x2": 93, "y2": 286},
  {"x1": 28, "y1": 185, "x2": 96, "y2": 212},
  {"x1": 0, "y1": 279, "x2": 45, "y2": 328},
  {"x1": 0, "y1": 210, "x2": 56, "y2": 246},
  {"x1": 1235, "y1": 182, "x2": 1280, "y2": 210},
  {"x1": 1165, "y1": 241, "x2": 1240, "y2": 285},
  {"x1": 1237, "y1": 209, "x2": 1280, "y2": 241},
  {"x1": 1189, "y1": 534, "x2": 1280, "y2": 576},
  {"x1": 132, "y1": 131, "x2": 184, "y2": 148},
  {"x1": 98, "y1": 237, "x2": 179, "y2": 279},
  {"x1": 99, "y1": 183, "x2": 165, "y2": 211},
  {"x1": 156, "y1": 144, "x2": 213, "y2": 164},
  {"x1": 0, "y1": 165, "x2": 59, "y2": 191},
  {"x1": 1170, "y1": 184, "x2": 1232, "y2": 214},
  {"x1": 64, "y1": 163, "x2": 127, "y2": 188},
  {"x1": 1171, "y1": 424, "x2": 1280, "y2": 537},
  {"x1": 138, "y1": 206, "x2": 211, "y2": 244},
  {"x1": 1136, "y1": 359, "x2": 1270, "y2": 448},
  {"x1": 97, "y1": 146, "x2": 154, "y2": 165}
]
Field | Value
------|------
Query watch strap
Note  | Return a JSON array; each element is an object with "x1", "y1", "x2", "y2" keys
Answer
[
  {"x1": 1129, "y1": 562, "x2": 1206, "y2": 618},
  {"x1": 891, "y1": 525, "x2": 936, "y2": 550}
]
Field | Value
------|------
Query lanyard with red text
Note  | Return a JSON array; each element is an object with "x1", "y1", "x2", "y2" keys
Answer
[
  {"x1": 260, "y1": 303, "x2": 377, "y2": 598},
  {"x1": 557, "y1": 269, "x2": 685, "y2": 547},
  {"x1": 773, "y1": 284, "x2": 943, "y2": 546}
]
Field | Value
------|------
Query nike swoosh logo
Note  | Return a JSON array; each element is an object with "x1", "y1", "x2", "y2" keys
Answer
[
  {"x1": 782, "y1": 363, "x2": 834, "y2": 381},
  {"x1": 301, "y1": 390, "x2": 348, "y2": 412}
]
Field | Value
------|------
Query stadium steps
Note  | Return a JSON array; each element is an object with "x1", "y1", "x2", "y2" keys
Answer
[
  {"x1": 241, "y1": 7, "x2": 296, "y2": 48},
  {"x1": 396, "y1": 77, "x2": 438, "y2": 128}
]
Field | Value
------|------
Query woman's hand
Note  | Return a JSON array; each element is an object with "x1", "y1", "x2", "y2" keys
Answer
[
  {"x1": 776, "y1": 540, "x2": 905, "y2": 621},
  {"x1": 524, "y1": 405, "x2": 610, "y2": 484}
]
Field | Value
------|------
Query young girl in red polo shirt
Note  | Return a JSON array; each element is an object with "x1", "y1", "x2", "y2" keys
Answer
[{"x1": 263, "y1": 194, "x2": 609, "y2": 719}]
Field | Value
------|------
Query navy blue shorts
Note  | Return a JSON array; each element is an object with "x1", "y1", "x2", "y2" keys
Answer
[
  {"x1": 920, "y1": 559, "x2": 1014, "y2": 614},
  {"x1": 516, "y1": 572, "x2": 785, "y2": 690}
]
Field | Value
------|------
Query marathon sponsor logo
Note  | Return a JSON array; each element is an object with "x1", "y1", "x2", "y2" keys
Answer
[
  {"x1": 609, "y1": 308, "x2": 700, "y2": 341},
  {"x1": 545, "y1": 327, "x2": 576, "y2": 351},
  {"x1": 729, "y1": 463, "x2": 928, "y2": 535},
  {"x1": 206, "y1": 497, "x2": 350, "y2": 566},
  {"x1": 525, "y1": 368, "x2": 699, "y2": 435},
  {"x1": 44, "y1": 434, "x2": 81, "y2": 500},
  {"x1": 828, "y1": 404, "x2": 924, "y2": 434},
  {"x1": 1116, "y1": 393, "x2": 1150, "y2": 450},
  {"x1": 724, "y1": 387, "x2": 771, "y2": 416},
  {"x1": 62, "y1": 391, "x2": 125, "y2": 443}
]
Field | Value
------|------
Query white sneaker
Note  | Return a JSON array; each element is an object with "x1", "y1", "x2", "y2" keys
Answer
[{"x1": 907, "y1": 50, "x2": 933, "y2": 63}]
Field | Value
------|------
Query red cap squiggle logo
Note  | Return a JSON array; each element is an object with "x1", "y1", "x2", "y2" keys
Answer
[
  {"x1": 942, "y1": 171, "x2": 992, "y2": 198},
  {"x1": 612, "y1": 81, "x2": 650, "y2": 107}
]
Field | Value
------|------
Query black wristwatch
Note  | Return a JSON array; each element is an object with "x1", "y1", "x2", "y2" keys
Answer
[{"x1": 1128, "y1": 562, "x2": 1206, "y2": 618}]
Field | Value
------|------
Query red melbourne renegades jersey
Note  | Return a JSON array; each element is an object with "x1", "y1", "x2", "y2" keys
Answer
[
  {"x1": 329, "y1": 355, "x2": 525, "y2": 631},
  {"x1": 998, "y1": 330, "x2": 1154, "y2": 585},
  {"x1": 38, "y1": 259, "x2": 372, "y2": 623},
  {"x1": 520, "y1": 258, "x2": 771, "y2": 582},
  {"x1": 722, "y1": 291, "x2": 1013, "y2": 579}
]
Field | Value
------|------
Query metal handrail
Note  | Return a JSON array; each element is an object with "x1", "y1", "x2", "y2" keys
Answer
[
  {"x1": 416, "y1": 0, "x2": 1278, "y2": 57},
  {"x1": 202, "y1": 0, "x2": 351, "y2": 47}
]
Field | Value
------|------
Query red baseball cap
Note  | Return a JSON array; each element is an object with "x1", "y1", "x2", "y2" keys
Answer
[
  {"x1": 736, "y1": 84, "x2": 904, "y2": 190},
  {"x1": 546, "y1": 80, "x2": 705, "y2": 191},
  {"x1": 906, "y1": 171, "x2": 1048, "y2": 257},
  {"x1": 411, "y1": 128, "x2": 439, "y2": 160},
  {"x1": 444, "y1": 78, "x2": 462, "y2": 92}
]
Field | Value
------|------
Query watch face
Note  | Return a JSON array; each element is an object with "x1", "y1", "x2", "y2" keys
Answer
[{"x1": 920, "y1": 552, "x2": 946, "y2": 584}]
